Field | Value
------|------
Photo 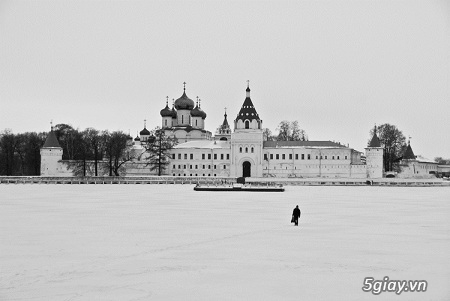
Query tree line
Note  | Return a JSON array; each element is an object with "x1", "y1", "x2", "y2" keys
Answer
[
  {"x1": 0, "y1": 124, "x2": 176, "y2": 176},
  {"x1": 1, "y1": 121, "x2": 447, "y2": 176}
]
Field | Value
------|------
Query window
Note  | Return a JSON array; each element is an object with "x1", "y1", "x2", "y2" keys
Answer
[
  {"x1": 245, "y1": 120, "x2": 249, "y2": 129},
  {"x1": 184, "y1": 154, "x2": 187, "y2": 159},
  {"x1": 307, "y1": 154, "x2": 311, "y2": 160},
  {"x1": 178, "y1": 154, "x2": 181, "y2": 159},
  {"x1": 325, "y1": 156, "x2": 327, "y2": 159},
  {"x1": 282, "y1": 154, "x2": 285, "y2": 160},
  {"x1": 173, "y1": 165, "x2": 175, "y2": 169},
  {"x1": 214, "y1": 165, "x2": 217, "y2": 169},
  {"x1": 214, "y1": 154, "x2": 217, "y2": 160},
  {"x1": 301, "y1": 154, "x2": 304, "y2": 160},
  {"x1": 289, "y1": 154, "x2": 292, "y2": 160},
  {"x1": 182, "y1": 115, "x2": 184, "y2": 123},
  {"x1": 251, "y1": 147, "x2": 254, "y2": 153},
  {"x1": 264, "y1": 154, "x2": 268, "y2": 160},
  {"x1": 227, "y1": 154, "x2": 229, "y2": 160},
  {"x1": 224, "y1": 165, "x2": 226, "y2": 169},
  {"x1": 337, "y1": 156, "x2": 340, "y2": 159},
  {"x1": 221, "y1": 154, "x2": 224, "y2": 160},
  {"x1": 240, "y1": 147, "x2": 242, "y2": 153},
  {"x1": 195, "y1": 165, "x2": 198, "y2": 169},
  {"x1": 245, "y1": 147, "x2": 248, "y2": 153},
  {"x1": 178, "y1": 165, "x2": 181, "y2": 169},
  {"x1": 202, "y1": 154, "x2": 205, "y2": 160},
  {"x1": 165, "y1": 120, "x2": 167, "y2": 126},
  {"x1": 202, "y1": 165, "x2": 205, "y2": 169},
  {"x1": 189, "y1": 165, "x2": 192, "y2": 169},
  {"x1": 276, "y1": 154, "x2": 279, "y2": 160},
  {"x1": 172, "y1": 154, "x2": 175, "y2": 159},
  {"x1": 183, "y1": 165, "x2": 186, "y2": 169},
  {"x1": 270, "y1": 154, "x2": 273, "y2": 160},
  {"x1": 332, "y1": 156, "x2": 335, "y2": 160},
  {"x1": 320, "y1": 156, "x2": 323, "y2": 159},
  {"x1": 190, "y1": 154, "x2": 193, "y2": 160},
  {"x1": 208, "y1": 165, "x2": 211, "y2": 169},
  {"x1": 345, "y1": 156, "x2": 348, "y2": 160},
  {"x1": 316, "y1": 156, "x2": 318, "y2": 159},
  {"x1": 295, "y1": 154, "x2": 298, "y2": 160},
  {"x1": 208, "y1": 154, "x2": 211, "y2": 159}
]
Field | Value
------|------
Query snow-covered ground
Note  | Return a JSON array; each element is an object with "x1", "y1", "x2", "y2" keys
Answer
[{"x1": 1, "y1": 185, "x2": 449, "y2": 301}]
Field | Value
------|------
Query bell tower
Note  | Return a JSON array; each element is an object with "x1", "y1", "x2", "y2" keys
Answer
[{"x1": 230, "y1": 82, "x2": 263, "y2": 178}]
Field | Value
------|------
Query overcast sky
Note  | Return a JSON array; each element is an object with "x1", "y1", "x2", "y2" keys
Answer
[{"x1": 1, "y1": 0, "x2": 449, "y2": 159}]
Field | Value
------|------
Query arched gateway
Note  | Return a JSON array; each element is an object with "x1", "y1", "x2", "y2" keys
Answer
[{"x1": 243, "y1": 161, "x2": 251, "y2": 177}]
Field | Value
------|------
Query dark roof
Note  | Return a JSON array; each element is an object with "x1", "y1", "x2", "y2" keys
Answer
[
  {"x1": 221, "y1": 112, "x2": 229, "y2": 128},
  {"x1": 42, "y1": 130, "x2": 61, "y2": 148},
  {"x1": 263, "y1": 141, "x2": 347, "y2": 148},
  {"x1": 236, "y1": 96, "x2": 260, "y2": 122},
  {"x1": 403, "y1": 143, "x2": 416, "y2": 160},
  {"x1": 174, "y1": 91, "x2": 195, "y2": 110},
  {"x1": 190, "y1": 105, "x2": 206, "y2": 119},
  {"x1": 160, "y1": 104, "x2": 173, "y2": 117},
  {"x1": 368, "y1": 131, "x2": 381, "y2": 147},
  {"x1": 140, "y1": 127, "x2": 150, "y2": 135}
]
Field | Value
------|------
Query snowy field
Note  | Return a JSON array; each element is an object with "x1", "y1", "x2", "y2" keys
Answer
[{"x1": 1, "y1": 185, "x2": 449, "y2": 301}]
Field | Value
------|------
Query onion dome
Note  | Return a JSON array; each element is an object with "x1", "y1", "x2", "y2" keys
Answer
[
  {"x1": 190, "y1": 105, "x2": 202, "y2": 117},
  {"x1": 140, "y1": 127, "x2": 150, "y2": 135},
  {"x1": 236, "y1": 84, "x2": 260, "y2": 122},
  {"x1": 160, "y1": 98, "x2": 173, "y2": 117},
  {"x1": 134, "y1": 135, "x2": 140, "y2": 141},
  {"x1": 368, "y1": 125, "x2": 381, "y2": 147},
  {"x1": 174, "y1": 83, "x2": 195, "y2": 110},
  {"x1": 191, "y1": 98, "x2": 207, "y2": 119}
]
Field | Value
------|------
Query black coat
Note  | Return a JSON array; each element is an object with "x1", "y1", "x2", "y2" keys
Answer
[{"x1": 293, "y1": 207, "x2": 301, "y2": 218}]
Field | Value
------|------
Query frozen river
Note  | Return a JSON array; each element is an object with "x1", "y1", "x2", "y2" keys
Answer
[{"x1": 1, "y1": 185, "x2": 449, "y2": 300}]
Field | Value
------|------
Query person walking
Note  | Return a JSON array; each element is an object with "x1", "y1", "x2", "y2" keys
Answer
[{"x1": 292, "y1": 205, "x2": 301, "y2": 226}]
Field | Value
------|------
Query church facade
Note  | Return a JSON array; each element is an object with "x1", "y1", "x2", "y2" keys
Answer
[{"x1": 41, "y1": 83, "x2": 384, "y2": 178}]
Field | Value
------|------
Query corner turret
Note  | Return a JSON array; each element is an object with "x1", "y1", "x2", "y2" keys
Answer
[
  {"x1": 365, "y1": 125, "x2": 383, "y2": 178},
  {"x1": 40, "y1": 124, "x2": 63, "y2": 176}
]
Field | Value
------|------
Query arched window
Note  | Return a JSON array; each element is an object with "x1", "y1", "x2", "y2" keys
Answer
[
  {"x1": 257, "y1": 121, "x2": 260, "y2": 129},
  {"x1": 195, "y1": 120, "x2": 198, "y2": 126},
  {"x1": 165, "y1": 120, "x2": 167, "y2": 126},
  {"x1": 251, "y1": 147, "x2": 254, "y2": 153},
  {"x1": 239, "y1": 147, "x2": 242, "y2": 153},
  {"x1": 182, "y1": 115, "x2": 184, "y2": 124},
  {"x1": 245, "y1": 147, "x2": 248, "y2": 153},
  {"x1": 245, "y1": 120, "x2": 249, "y2": 129}
]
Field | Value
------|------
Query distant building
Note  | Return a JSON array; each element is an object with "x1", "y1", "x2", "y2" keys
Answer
[
  {"x1": 41, "y1": 83, "x2": 386, "y2": 178},
  {"x1": 397, "y1": 141, "x2": 440, "y2": 178}
]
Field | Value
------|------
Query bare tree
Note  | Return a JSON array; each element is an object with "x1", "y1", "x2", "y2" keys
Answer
[
  {"x1": 276, "y1": 120, "x2": 308, "y2": 141},
  {"x1": 262, "y1": 128, "x2": 274, "y2": 141},
  {"x1": 142, "y1": 127, "x2": 177, "y2": 176},
  {"x1": 102, "y1": 131, "x2": 133, "y2": 176}
]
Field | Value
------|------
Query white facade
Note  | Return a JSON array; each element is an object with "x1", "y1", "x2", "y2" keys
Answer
[{"x1": 40, "y1": 84, "x2": 384, "y2": 178}]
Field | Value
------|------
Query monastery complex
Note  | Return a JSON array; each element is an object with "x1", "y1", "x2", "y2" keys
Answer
[{"x1": 40, "y1": 83, "x2": 448, "y2": 179}]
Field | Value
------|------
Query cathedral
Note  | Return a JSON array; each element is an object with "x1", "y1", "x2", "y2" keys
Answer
[{"x1": 41, "y1": 83, "x2": 385, "y2": 178}]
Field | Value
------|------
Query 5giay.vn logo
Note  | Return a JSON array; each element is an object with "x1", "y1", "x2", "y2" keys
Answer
[{"x1": 362, "y1": 277, "x2": 427, "y2": 295}]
